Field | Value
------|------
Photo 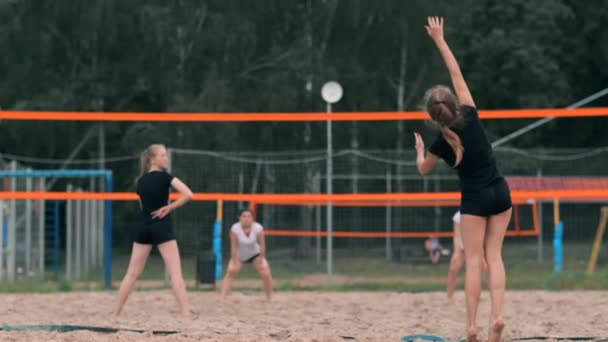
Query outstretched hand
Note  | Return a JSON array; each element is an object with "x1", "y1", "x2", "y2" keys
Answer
[{"x1": 425, "y1": 16, "x2": 444, "y2": 43}]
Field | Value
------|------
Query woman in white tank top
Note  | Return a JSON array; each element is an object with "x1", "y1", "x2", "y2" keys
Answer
[{"x1": 220, "y1": 208, "x2": 273, "y2": 301}]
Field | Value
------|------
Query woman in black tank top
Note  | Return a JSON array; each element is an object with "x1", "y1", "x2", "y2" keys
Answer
[
  {"x1": 414, "y1": 17, "x2": 511, "y2": 342},
  {"x1": 113, "y1": 144, "x2": 195, "y2": 318}
]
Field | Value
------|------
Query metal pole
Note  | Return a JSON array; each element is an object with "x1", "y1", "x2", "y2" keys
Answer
[
  {"x1": 385, "y1": 171, "x2": 392, "y2": 261},
  {"x1": 91, "y1": 178, "x2": 97, "y2": 268},
  {"x1": 8, "y1": 160, "x2": 17, "y2": 282},
  {"x1": 53, "y1": 200, "x2": 60, "y2": 276},
  {"x1": 75, "y1": 189, "x2": 82, "y2": 279},
  {"x1": 38, "y1": 178, "x2": 45, "y2": 277},
  {"x1": 492, "y1": 88, "x2": 608, "y2": 148},
  {"x1": 84, "y1": 193, "x2": 90, "y2": 275},
  {"x1": 99, "y1": 123, "x2": 107, "y2": 277},
  {"x1": 97, "y1": 179, "x2": 104, "y2": 274},
  {"x1": 25, "y1": 170, "x2": 32, "y2": 275},
  {"x1": 314, "y1": 172, "x2": 321, "y2": 265},
  {"x1": 98, "y1": 197, "x2": 103, "y2": 273},
  {"x1": 0, "y1": 199, "x2": 4, "y2": 280},
  {"x1": 537, "y1": 168, "x2": 544, "y2": 264},
  {"x1": 99, "y1": 124, "x2": 106, "y2": 170},
  {"x1": 238, "y1": 171, "x2": 244, "y2": 209},
  {"x1": 326, "y1": 102, "x2": 333, "y2": 285},
  {"x1": 104, "y1": 173, "x2": 113, "y2": 289},
  {"x1": 66, "y1": 184, "x2": 73, "y2": 280}
]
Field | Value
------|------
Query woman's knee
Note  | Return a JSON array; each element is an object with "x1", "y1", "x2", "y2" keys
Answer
[
  {"x1": 125, "y1": 263, "x2": 145, "y2": 279},
  {"x1": 465, "y1": 254, "x2": 484, "y2": 268},
  {"x1": 256, "y1": 261, "x2": 272, "y2": 276},
  {"x1": 449, "y1": 261, "x2": 462, "y2": 274},
  {"x1": 227, "y1": 264, "x2": 241, "y2": 277}
]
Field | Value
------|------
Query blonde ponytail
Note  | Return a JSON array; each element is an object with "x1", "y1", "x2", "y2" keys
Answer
[{"x1": 138, "y1": 144, "x2": 165, "y2": 179}]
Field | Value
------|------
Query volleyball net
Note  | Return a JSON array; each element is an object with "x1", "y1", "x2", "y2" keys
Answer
[{"x1": 1, "y1": 107, "x2": 608, "y2": 287}]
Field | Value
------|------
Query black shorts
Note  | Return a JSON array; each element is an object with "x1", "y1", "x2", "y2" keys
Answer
[
  {"x1": 134, "y1": 221, "x2": 176, "y2": 245},
  {"x1": 243, "y1": 254, "x2": 260, "y2": 264},
  {"x1": 460, "y1": 178, "x2": 512, "y2": 217}
]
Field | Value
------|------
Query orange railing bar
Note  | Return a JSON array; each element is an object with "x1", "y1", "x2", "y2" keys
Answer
[
  {"x1": 1, "y1": 107, "x2": 608, "y2": 122},
  {"x1": 263, "y1": 229, "x2": 538, "y2": 238},
  {"x1": 254, "y1": 198, "x2": 534, "y2": 207}
]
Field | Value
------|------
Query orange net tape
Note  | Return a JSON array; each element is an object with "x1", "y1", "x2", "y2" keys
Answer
[
  {"x1": 0, "y1": 189, "x2": 606, "y2": 201},
  {"x1": 1, "y1": 107, "x2": 608, "y2": 121}
]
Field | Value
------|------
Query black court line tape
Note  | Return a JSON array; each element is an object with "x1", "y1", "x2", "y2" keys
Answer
[
  {"x1": 0, "y1": 325, "x2": 179, "y2": 335},
  {"x1": 511, "y1": 337, "x2": 606, "y2": 341},
  {"x1": 402, "y1": 334, "x2": 447, "y2": 342}
]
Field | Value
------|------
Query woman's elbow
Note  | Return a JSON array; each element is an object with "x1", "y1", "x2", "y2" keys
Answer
[
  {"x1": 183, "y1": 190, "x2": 193, "y2": 200},
  {"x1": 417, "y1": 166, "x2": 430, "y2": 176}
]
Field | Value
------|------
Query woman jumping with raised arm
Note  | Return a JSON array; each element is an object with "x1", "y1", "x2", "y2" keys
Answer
[{"x1": 414, "y1": 17, "x2": 512, "y2": 342}]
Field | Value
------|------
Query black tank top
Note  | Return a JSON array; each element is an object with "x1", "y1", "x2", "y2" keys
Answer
[
  {"x1": 136, "y1": 170, "x2": 174, "y2": 224},
  {"x1": 429, "y1": 105, "x2": 502, "y2": 191}
]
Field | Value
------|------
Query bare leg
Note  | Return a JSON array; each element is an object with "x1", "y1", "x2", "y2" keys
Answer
[
  {"x1": 485, "y1": 208, "x2": 511, "y2": 342},
  {"x1": 220, "y1": 258, "x2": 242, "y2": 300},
  {"x1": 253, "y1": 257, "x2": 274, "y2": 301},
  {"x1": 460, "y1": 214, "x2": 488, "y2": 342},
  {"x1": 157, "y1": 240, "x2": 192, "y2": 317},
  {"x1": 113, "y1": 243, "x2": 152, "y2": 316},
  {"x1": 447, "y1": 247, "x2": 464, "y2": 300}
]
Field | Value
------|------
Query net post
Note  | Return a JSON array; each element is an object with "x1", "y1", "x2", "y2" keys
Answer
[
  {"x1": 586, "y1": 207, "x2": 608, "y2": 273},
  {"x1": 214, "y1": 200, "x2": 224, "y2": 281},
  {"x1": 553, "y1": 198, "x2": 563, "y2": 273},
  {"x1": 326, "y1": 102, "x2": 333, "y2": 286}
]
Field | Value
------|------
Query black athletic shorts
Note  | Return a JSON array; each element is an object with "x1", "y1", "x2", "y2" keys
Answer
[
  {"x1": 460, "y1": 178, "x2": 512, "y2": 217},
  {"x1": 243, "y1": 253, "x2": 260, "y2": 264},
  {"x1": 133, "y1": 221, "x2": 176, "y2": 245}
]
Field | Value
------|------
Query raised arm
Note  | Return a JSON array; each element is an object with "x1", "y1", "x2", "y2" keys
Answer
[
  {"x1": 415, "y1": 132, "x2": 439, "y2": 175},
  {"x1": 425, "y1": 17, "x2": 475, "y2": 107}
]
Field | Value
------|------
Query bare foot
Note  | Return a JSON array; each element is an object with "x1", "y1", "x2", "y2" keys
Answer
[
  {"x1": 181, "y1": 308, "x2": 199, "y2": 319},
  {"x1": 467, "y1": 326, "x2": 478, "y2": 342},
  {"x1": 488, "y1": 319, "x2": 505, "y2": 342}
]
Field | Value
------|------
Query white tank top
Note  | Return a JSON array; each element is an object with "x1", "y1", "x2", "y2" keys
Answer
[
  {"x1": 453, "y1": 211, "x2": 461, "y2": 224},
  {"x1": 231, "y1": 222, "x2": 263, "y2": 262}
]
